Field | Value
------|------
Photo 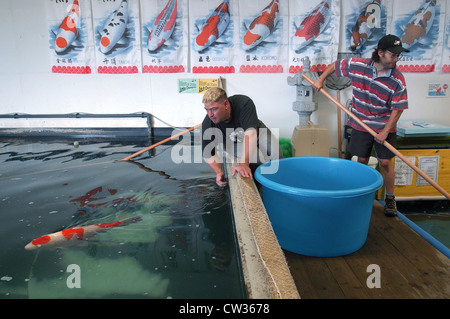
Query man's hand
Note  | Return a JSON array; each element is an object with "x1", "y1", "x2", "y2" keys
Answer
[
  {"x1": 312, "y1": 62, "x2": 336, "y2": 91},
  {"x1": 312, "y1": 79, "x2": 324, "y2": 91},
  {"x1": 232, "y1": 163, "x2": 252, "y2": 179},
  {"x1": 375, "y1": 130, "x2": 389, "y2": 144},
  {"x1": 215, "y1": 172, "x2": 228, "y2": 187},
  {"x1": 205, "y1": 155, "x2": 228, "y2": 187},
  {"x1": 375, "y1": 109, "x2": 403, "y2": 144}
]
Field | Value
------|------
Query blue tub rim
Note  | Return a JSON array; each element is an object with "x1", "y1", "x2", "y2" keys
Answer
[{"x1": 255, "y1": 157, "x2": 384, "y2": 198}]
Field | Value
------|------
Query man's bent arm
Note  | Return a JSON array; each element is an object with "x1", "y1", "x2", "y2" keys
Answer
[
  {"x1": 233, "y1": 128, "x2": 257, "y2": 179},
  {"x1": 205, "y1": 154, "x2": 227, "y2": 186}
]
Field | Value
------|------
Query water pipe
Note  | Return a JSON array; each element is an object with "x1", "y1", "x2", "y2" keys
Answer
[{"x1": 395, "y1": 210, "x2": 450, "y2": 259}]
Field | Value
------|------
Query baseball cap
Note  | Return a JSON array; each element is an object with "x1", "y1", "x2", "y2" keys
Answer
[{"x1": 377, "y1": 34, "x2": 410, "y2": 53}]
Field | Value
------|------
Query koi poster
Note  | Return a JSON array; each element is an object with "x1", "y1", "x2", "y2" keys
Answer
[
  {"x1": 189, "y1": 0, "x2": 238, "y2": 73},
  {"x1": 341, "y1": 0, "x2": 388, "y2": 58},
  {"x1": 390, "y1": 0, "x2": 445, "y2": 72},
  {"x1": 237, "y1": 0, "x2": 288, "y2": 73},
  {"x1": 46, "y1": 0, "x2": 95, "y2": 74},
  {"x1": 441, "y1": 0, "x2": 450, "y2": 72},
  {"x1": 141, "y1": 0, "x2": 188, "y2": 73},
  {"x1": 288, "y1": 0, "x2": 340, "y2": 73},
  {"x1": 92, "y1": 0, "x2": 142, "y2": 74}
]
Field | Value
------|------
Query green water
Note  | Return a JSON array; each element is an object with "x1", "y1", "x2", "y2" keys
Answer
[
  {"x1": 397, "y1": 200, "x2": 450, "y2": 249},
  {"x1": 0, "y1": 139, "x2": 245, "y2": 299}
]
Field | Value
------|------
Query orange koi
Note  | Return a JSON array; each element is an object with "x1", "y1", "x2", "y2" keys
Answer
[
  {"x1": 350, "y1": 0, "x2": 382, "y2": 51},
  {"x1": 242, "y1": 0, "x2": 279, "y2": 51},
  {"x1": 194, "y1": 0, "x2": 230, "y2": 52},
  {"x1": 25, "y1": 216, "x2": 142, "y2": 250},
  {"x1": 401, "y1": 0, "x2": 436, "y2": 50}
]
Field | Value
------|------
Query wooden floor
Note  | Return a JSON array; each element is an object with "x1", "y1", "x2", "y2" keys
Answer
[{"x1": 284, "y1": 201, "x2": 450, "y2": 299}]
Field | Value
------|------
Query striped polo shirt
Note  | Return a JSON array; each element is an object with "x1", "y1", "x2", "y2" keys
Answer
[{"x1": 335, "y1": 58, "x2": 408, "y2": 133}]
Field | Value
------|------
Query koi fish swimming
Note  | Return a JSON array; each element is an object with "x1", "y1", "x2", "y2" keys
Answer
[
  {"x1": 147, "y1": 0, "x2": 177, "y2": 52},
  {"x1": 242, "y1": 0, "x2": 279, "y2": 51},
  {"x1": 24, "y1": 216, "x2": 142, "y2": 250},
  {"x1": 400, "y1": 0, "x2": 436, "y2": 50},
  {"x1": 292, "y1": 0, "x2": 331, "y2": 52},
  {"x1": 54, "y1": 0, "x2": 81, "y2": 54},
  {"x1": 194, "y1": 0, "x2": 230, "y2": 52},
  {"x1": 350, "y1": 0, "x2": 382, "y2": 51},
  {"x1": 99, "y1": 0, "x2": 129, "y2": 55}
]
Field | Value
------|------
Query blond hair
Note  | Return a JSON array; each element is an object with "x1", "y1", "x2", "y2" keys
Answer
[{"x1": 202, "y1": 87, "x2": 227, "y2": 104}]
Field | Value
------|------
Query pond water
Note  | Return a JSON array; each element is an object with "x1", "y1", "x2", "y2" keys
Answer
[
  {"x1": 0, "y1": 138, "x2": 245, "y2": 299},
  {"x1": 398, "y1": 200, "x2": 450, "y2": 249}
]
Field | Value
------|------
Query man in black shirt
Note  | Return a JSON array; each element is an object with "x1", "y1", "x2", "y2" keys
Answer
[{"x1": 201, "y1": 87, "x2": 281, "y2": 186}]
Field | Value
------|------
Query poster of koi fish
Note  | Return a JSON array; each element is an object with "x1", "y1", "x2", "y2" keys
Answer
[
  {"x1": 237, "y1": 0, "x2": 288, "y2": 73},
  {"x1": 91, "y1": 0, "x2": 141, "y2": 74},
  {"x1": 46, "y1": 0, "x2": 95, "y2": 74},
  {"x1": 288, "y1": 0, "x2": 340, "y2": 73},
  {"x1": 141, "y1": 0, "x2": 188, "y2": 73},
  {"x1": 189, "y1": 0, "x2": 238, "y2": 73},
  {"x1": 440, "y1": 0, "x2": 450, "y2": 72},
  {"x1": 341, "y1": 0, "x2": 388, "y2": 58},
  {"x1": 389, "y1": 0, "x2": 445, "y2": 72}
]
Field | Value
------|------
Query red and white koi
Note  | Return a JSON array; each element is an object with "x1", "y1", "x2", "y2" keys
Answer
[
  {"x1": 147, "y1": 0, "x2": 177, "y2": 52},
  {"x1": 292, "y1": 0, "x2": 331, "y2": 51},
  {"x1": 401, "y1": 0, "x2": 436, "y2": 50},
  {"x1": 194, "y1": 0, "x2": 230, "y2": 52},
  {"x1": 242, "y1": 0, "x2": 279, "y2": 51},
  {"x1": 99, "y1": 0, "x2": 129, "y2": 54},
  {"x1": 54, "y1": 0, "x2": 80, "y2": 54},
  {"x1": 24, "y1": 216, "x2": 142, "y2": 250},
  {"x1": 350, "y1": 0, "x2": 381, "y2": 51}
]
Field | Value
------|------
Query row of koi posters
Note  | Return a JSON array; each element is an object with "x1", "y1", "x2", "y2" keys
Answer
[{"x1": 46, "y1": 0, "x2": 450, "y2": 74}]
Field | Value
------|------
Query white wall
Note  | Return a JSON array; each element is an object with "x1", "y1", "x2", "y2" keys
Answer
[{"x1": 1, "y1": 0, "x2": 449, "y2": 153}]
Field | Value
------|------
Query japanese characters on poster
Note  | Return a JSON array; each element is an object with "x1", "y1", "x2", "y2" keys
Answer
[
  {"x1": 141, "y1": 0, "x2": 188, "y2": 73},
  {"x1": 44, "y1": 0, "x2": 450, "y2": 74},
  {"x1": 92, "y1": 0, "x2": 142, "y2": 74},
  {"x1": 46, "y1": 0, "x2": 95, "y2": 74}
]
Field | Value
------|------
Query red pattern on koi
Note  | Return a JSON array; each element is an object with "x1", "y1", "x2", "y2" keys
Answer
[
  {"x1": 292, "y1": 0, "x2": 331, "y2": 51},
  {"x1": 242, "y1": 0, "x2": 279, "y2": 50},
  {"x1": 25, "y1": 216, "x2": 142, "y2": 250},
  {"x1": 194, "y1": 0, "x2": 230, "y2": 52}
]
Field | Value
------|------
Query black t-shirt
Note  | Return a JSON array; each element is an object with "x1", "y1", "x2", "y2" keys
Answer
[{"x1": 201, "y1": 95, "x2": 260, "y2": 158}]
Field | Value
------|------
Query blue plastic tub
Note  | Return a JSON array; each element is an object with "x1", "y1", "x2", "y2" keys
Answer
[{"x1": 255, "y1": 157, "x2": 383, "y2": 257}]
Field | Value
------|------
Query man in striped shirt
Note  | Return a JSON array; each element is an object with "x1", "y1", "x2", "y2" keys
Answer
[{"x1": 313, "y1": 34, "x2": 409, "y2": 217}]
